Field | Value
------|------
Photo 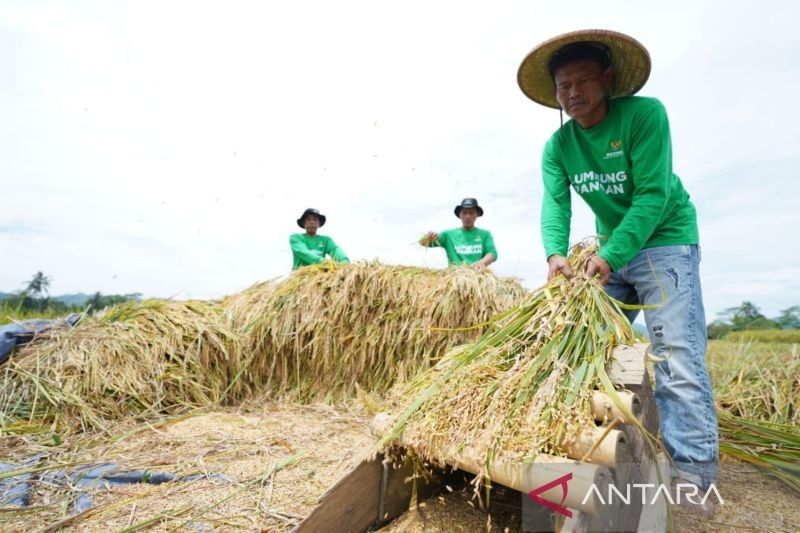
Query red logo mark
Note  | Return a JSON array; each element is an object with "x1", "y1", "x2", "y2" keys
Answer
[{"x1": 527, "y1": 472, "x2": 573, "y2": 518}]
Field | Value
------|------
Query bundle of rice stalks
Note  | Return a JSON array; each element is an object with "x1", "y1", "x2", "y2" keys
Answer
[
  {"x1": 379, "y1": 241, "x2": 640, "y2": 475},
  {"x1": 223, "y1": 261, "x2": 525, "y2": 401},
  {"x1": 0, "y1": 300, "x2": 241, "y2": 433},
  {"x1": 718, "y1": 411, "x2": 800, "y2": 493}
]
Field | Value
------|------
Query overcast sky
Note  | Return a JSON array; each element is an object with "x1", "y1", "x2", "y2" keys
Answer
[{"x1": 1, "y1": 0, "x2": 798, "y2": 321}]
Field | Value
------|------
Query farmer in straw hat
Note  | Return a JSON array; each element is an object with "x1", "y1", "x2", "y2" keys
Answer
[
  {"x1": 518, "y1": 30, "x2": 718, "y2": 516},
  {"x1": 421, "y1": 198, "x2": 498, "y2": 267},
  {"x1": 290, "y1": 208, "x2": 349, "y2": 270}
]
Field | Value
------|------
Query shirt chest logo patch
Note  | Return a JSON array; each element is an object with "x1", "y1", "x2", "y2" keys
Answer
[{"x1": 604, "y1": 139, "x2": 624, "y2": 160}]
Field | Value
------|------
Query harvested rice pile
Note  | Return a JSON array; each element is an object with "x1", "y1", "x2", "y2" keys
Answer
[
  {"x1": 0, "y1": 300, "x2": 241, "y2": 433},
  {"x1": 223, "y1": 261, "x2": 526, "y2": 401},
  {"x1": 379, "y1": 242, "x2": 639, "y2": 475},
  {"x1": 0, "y1": 262, "x2": 523, "y2": 434}
]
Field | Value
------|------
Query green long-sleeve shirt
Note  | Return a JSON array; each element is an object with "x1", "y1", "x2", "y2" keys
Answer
[
  {"x1": 541, "y1": 96, "x2": 698, "y2": 271},
  {"x1": 426, "y1": 227, "x2": 498, "y2": 265},
  {"x1": 290, "y1": 233, "x2": 349, "y2": 270}
]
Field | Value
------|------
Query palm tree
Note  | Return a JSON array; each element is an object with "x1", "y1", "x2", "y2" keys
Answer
[
  {"x1": 86, "y1": 292, "x2": 104, "y2": 313},
  {"x1": 24, "y1": 271, "x2": 51, "y2": 298}
]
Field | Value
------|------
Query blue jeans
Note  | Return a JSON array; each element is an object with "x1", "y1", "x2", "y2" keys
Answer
[{"x1": 604, "y1": 244, "x2": 718, "y2": 489}]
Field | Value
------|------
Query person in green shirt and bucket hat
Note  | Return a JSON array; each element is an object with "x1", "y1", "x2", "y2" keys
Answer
[
  {"x1": 421, "y1": 198, "x2": 497, "y2": 268},
  {"x1": 290, "y1": 208, "x2": 349, "y2": 270},
  {"x1": 518, "y1": 29, "x2": 718, "y2": 517}
]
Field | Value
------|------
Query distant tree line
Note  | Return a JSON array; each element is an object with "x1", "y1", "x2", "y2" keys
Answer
[
  {"x1": 708, "y1": 301, "x2": 800, "y2": 339},
  {"x1": 1, "y1": 272, "x2": 141, "y2": 315}
]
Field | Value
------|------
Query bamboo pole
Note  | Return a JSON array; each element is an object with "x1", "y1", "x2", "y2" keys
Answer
[
  {"x1": 562, "y1": 425, "x2": 630, "y2": 467},
  {"x1": 591, "y1": 390, "x2": 640, "y2": 424},
  {"x1": 371, "y1": 413, "x2": 612, "y2": 516}
]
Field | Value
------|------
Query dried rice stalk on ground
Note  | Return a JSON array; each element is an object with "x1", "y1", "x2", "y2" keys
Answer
[
  {"x1": 223, "y1": 261, "x2": 525, "y2": 401},
  {"x1": 0, "y1": 300, "x2": 241, "y2": 433},
  {"x1": 379, "y1": 241, "x2": 640, "y2": 477},
  {"x1": 717, "y1": 411, "x2": 800, "y2": 493},
  {"x1": 709, "y1": 341, "x2": 799, "y2": 425},
  {"x1": 707, "y1": 342, "x2": 800, "y2": 493},
  {"x1": 0, "y1": 402, "x2": 374, "y2": 531}
]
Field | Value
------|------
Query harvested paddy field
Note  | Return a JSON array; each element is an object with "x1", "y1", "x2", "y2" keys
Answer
[{"x1": 1, "y1": 258, "x2": 798, "y2": 531}]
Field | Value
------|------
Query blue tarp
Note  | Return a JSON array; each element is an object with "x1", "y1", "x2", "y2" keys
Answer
[
  {"x1": 0, "y1": 313, "x2": 82, "y2": 364},
  {"x1": 1, "y1": 457, "x2": 231, "y2": 516},
  {"x1": 0, "y1": 456, "x2": 42, "y2": 507}
]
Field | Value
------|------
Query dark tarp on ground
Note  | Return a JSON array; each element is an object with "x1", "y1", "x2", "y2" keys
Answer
[
  {"x1": 0, "y1": 313, "x2": 82, "y2": 364},
  {"x1": 0, "y1": 457, "x2": 231, "y2": 515}
]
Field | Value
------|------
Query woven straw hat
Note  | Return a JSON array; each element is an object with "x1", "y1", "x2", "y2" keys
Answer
[{"x1": 517, "y1": 29, "x2": 651, "y2": 109}]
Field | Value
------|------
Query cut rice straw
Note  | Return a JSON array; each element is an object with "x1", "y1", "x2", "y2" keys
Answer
[
  {"x1": 379, "y1": 240, "x2": 659, "y2": 490},
  {"x1": 223, "y1": 261, "x2": 525, "y2": 401},
  {"x1": 0, "y1": 299, "x2": 241, "y2": 433},
  {"x1": 718, "y1": 410, "x2": 800, "y2": 493}
]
